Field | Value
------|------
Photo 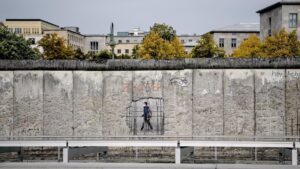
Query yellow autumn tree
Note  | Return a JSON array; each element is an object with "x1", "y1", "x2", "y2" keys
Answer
[
  {"x1": 39, "y1": 33, "x2": 75, "y2": 60},
  {"x1": 137, "y1": 23, "x2": 187, "y2": 60},
  {"x1": 232, "y1": 35, "x2": 263, "y2": 58},
  {"x1": 232, "y1": 29, "x2": 300, "y2": 58},
  {"x1": 288, "y1": 30, "x2": 300, "y2": 56},
  {"x1": 169, "y1": 37, "x2": 190, "y2": 58},
  {"x1": 261, "y1": 29, "x2": 290, "y2": 58}
]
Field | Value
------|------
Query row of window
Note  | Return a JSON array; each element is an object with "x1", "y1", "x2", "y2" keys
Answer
[
  {"x1": 7, "y1": 27, "x2": 40, "y2": 34},
  {"x1": 70, "y1": 43, "x2": 83, "y2": 50},
  {"x1": 117, "y1": 39, "x2": 139, "y2": 44},
  {"x1": 90, "y1": 41, "x2": 99, "y2": 50},
  {"x1": 181, "y1": 39, "x2": 194, "y2": 43},
  {"x1": 68, "y1": 34, "x2": 84, "y2": 44},
  {"x1": 219, "y1": 38, "x2": 237, "y2": 48},
  {"x1": 117, "y1": 49, "x2": 130, "y2": 54}
]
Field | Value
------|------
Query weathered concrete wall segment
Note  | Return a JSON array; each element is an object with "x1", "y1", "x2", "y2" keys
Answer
[{"x1": 0, "y1": 69, "x2": 299, "y2": 137}]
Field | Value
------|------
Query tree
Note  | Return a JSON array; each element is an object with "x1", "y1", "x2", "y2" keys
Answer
[
  {"x1": 191, "y1": 33, "x2": 225, "y2": 58},
  {"x1": 288, "y1": 30, "x2": 300, "y2": 56},
  {"x1": 169, "y1": 37, "x2": 190, "y2": 58},
  {"x1": 0, "y1": 27, "x2": 40, "y2": 59},
  {"x1": 260, "y1": 29, "x2": 290, "y2": 58},
  {"x1": 138, "y1": 32, "x2": 168, "y2": 59},
  {"x1": 132, "y1": 45, "x2": 140, "y2": 59},
  {"x1": 74, "y1": 48, "x2": 85, "y2": 60},
  {"x1": 232, "y1": 35, "x2": 263, "y2": 58},
  {"x1": 137, "y1": 23, "x2": 187, "y2": 60},
  {"x1": 150, "y1": 23, "x2": 176, "y2": 41},
  {"x1": 96, "y1": 50, "x2": 112, "y2": 59},
  {"x1": 38, "y1": 33, "x2": 75, "y2": 60}
]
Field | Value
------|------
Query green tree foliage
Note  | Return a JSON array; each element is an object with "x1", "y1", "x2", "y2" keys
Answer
[
  {"x1": 132, "y1": 45, "x2": 139, "y2": 59},
  {"x1": 191, "y1": 33, "x2": 225, "y2": 58},
  {"x1": 0, "y1": 27, "x2": 40, "y2": 59},
  {"x1": 97, "y1": 50, "x2": 112, "y2": 59},
  {"x1": 150, "y1": 23, "x2": 176, "y2": 41},
  {"x1": 288, "y1": 30, "x2": 300, "y2": 56},
  {"x1": 38, "y1": 33, "x2": 75, "y2": 60},
  {"x1": 232, "y1": 35, "x2": 263, "y2": 58},
  {"x1": 137, "y1": 23, "x2": 187, "y2": 60},
  {"x1": 74, "y1": 48, "x2": 85, "y2": 60}
]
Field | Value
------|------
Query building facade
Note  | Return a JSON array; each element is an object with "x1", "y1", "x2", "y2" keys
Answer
[
  {"x1": 43, "y1": 28, "x2": 85, "y2": 52},
  {"x1": 209, "y1": 23, "x2": 260, "y2": 55},
  {"x1": 178, "y1": 35, "x2": 201, "y2": 53},
  {"x1": 3, "y1": 19, "x2": 60, "y2": 50},
  {"x1": 84, "y1": 35, "x2": 107, "y2": 54},
  {"x1": 257, "y1": 1, "x2": 300, "y2": 40}
]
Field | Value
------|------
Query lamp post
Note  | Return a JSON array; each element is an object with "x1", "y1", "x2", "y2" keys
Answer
[{"x1": 109, "y1": 23, "x2": 116, "y2": 59}]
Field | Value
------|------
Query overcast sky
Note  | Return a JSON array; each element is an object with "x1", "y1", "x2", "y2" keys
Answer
[{"x1": 0, "y1": 0, "x2": 279, "y2": 35}]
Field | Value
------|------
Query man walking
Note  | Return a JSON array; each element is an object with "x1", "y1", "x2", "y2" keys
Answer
[{"x1": 141, "y1": 102, "x2": 153, "y2": 130}]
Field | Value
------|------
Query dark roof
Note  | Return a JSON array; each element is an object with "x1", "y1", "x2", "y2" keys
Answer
[
  {"x1": 257, "y1": 1, "x2": 300, "y2": 14},
  {"x1": 5, "y1": 19, "x2": 59, "y2": 28},
  {"x1": 43, "y1": 29, "x2": 84, "y2": 36},
  {"x1": 85, "y1": 34, "x2": 107, "y2": 37}
]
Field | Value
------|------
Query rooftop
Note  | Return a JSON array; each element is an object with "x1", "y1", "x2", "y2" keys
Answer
[
  {"x1": 257, "y1": 1, "x2": 300, "y2": 14},
  {"x1": 209, "y1": 23, "x2": 260, "y2": 33},
  {"x1": 43, "y1": 28, "x2": 84, "y2": 36},
  {"x1": 85, "y1": 34, "x2": 107, "y2": 37},
  {"x1": 5, "y1": 19, "x2": 60, "y2": 28}
]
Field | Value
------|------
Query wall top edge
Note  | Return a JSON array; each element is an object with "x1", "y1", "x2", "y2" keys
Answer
[{"x1": 0, "y1": 58, "x2": 300, "y2": 70}]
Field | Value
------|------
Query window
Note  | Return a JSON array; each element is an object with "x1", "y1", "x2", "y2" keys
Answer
[
  {"x1": 125, "y1": 49, "x2": 129, "y2": 54},
  {"x1": 118, "y1": 40, "x2": 122, "y2": 43},
  {"x1": 289, "y1": 13, "x2": 298, "y2": 28},
  {"x1": 90, "y1": 41, "x2": 99, "y2": 50},
  {"x1": 231, "y1": 38, "x2": 237, "y2": 48},
  {"x1": 28, "y1": 38, "x2": 35, "y2": 45},
  {"x1": 189, "y1": 39, "x2": 193, "y2": 42},
  {"x1": 117, "y1": 49, "x2": 121, "y2": 54},
  {"x1": 219, "y1": 38, "x2": 224, "y2": 48},
  {"x1": 181, "y1": 40, "x2": 185, "y2": 43},
  {"x1": 8, "y1": 28, "x2": 13, "y2": 33},
  {"x1": 126, "y1": 40, "x2": 130, "y2": 43},
  {"x1": 268, "y1": 17, "x2": 272, "y2": 36},
  {"x1": 15, "y1": 28, "x2": 22, "y2": 34}
]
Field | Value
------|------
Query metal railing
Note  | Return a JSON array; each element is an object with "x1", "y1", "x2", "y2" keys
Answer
[{"x1": 0, "y1": 135, "x2": 299, "y2": 142}]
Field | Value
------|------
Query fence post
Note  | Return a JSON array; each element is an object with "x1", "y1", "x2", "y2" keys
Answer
[
  {"x1": 292, "y1": 148, "x2": 298, "y2": 166},
  {"x1": 63, "y1": 147, "x2": 69, "y2": 163}
]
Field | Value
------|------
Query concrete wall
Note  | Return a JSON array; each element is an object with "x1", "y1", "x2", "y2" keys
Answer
[{"x1": 1, "y1": 67, "x2": 300, "y2": 137}]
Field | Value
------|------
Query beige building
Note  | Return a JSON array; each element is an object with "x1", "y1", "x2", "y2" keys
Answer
[
  {"x1": 108, "y1": 35, "x2": 144, "y2": 56},
  {"x1": 3, "y1": 19, "x2": 59, "y2": 50},
  {"x1": 209, "y1": 23, "x2": 260, "y2": 55},
  {"x1": 84, "y1": 35, "x2": 107, "y2": 54},
  {"x1": 3, "y1": 19, "x2": 85, "y2": 52},
  {"x1": 178, "y1": 35, "x2": 201, "y2": 53},
  {"x1": 44, "y1": 27, "x2": 85, "y2": 52}
]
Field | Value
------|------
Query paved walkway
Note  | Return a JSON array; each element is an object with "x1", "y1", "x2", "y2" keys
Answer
[{"x1": 0, "y1": 163, "x2": 300, "y2": 169}]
